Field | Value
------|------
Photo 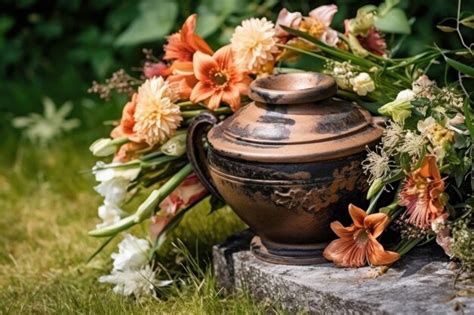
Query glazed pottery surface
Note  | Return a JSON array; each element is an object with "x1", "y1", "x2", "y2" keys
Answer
[{"x1": 187, "y1": 72, "x2": 383, "y2": 265}]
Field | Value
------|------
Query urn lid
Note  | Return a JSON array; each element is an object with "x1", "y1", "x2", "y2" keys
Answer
[{"x1": 207, "y1": 72, "x2": 383, "y2": 163}]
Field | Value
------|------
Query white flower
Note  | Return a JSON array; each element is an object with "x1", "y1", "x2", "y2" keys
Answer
[
  {"x1": 350, "y1": 72, "x2": 375, "y2": 96},
  {"x1": 95, "y1": 177, "x2": 129, "y2": 206},
  {"x1": 93, "y1": 162, "x2": 141, "y2": 182},
  {"x1": 99, "y1": 265, "x2": 157, "y2": 297},
  {"x1": 412, "y1": 75, "x2": 436, "y2": 99},
  {"x1": 89, "y1": 138, "x2": 117, "y2": 157},
  {"x1": 398, "y1": 131, "x2": 426, "y2": 159},
  {"x1": 396, "y1": 89, "x2": 415, "y2": 102},
  {"x1": 439, "y1": 87, "x2": 464, "y2": 109},
  {"x1": 112, "y1": 234, "x2": 150, "y2": 271},
  {"x1": 96, "y1": 202, "x2": 121, "y2": 229},
  {"x1": 230, "y1": 17, "x2": 279, "y2": 74},
  {"x1": 362, "y1": 147, "x2": 391, "y2": 184},
  {"x1": 329, "y1": 61, "x2": 355, "y2": 90},
  {"x1": 382, "y1": 120, "x2": 404, "y2": 151}
]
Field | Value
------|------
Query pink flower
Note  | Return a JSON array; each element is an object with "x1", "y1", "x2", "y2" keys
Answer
[
  {"x1": 150, "y1": 173, "x2": 207, "y2": 240},
  {"x1": 357, "y1": 28, "x2": 387, "y2": 56},
  {"x1": 344, "y1": 20, "x2": 387, "y2": 56},
  {"x1": 275, "y1": 8, "x2": 302, "y2": 38},
  {"x1": 159, "y1": 173, "x2": 207, "y2": 216},
  {"x1": 306, "y1": 4, "x2": 339, "y2": 46},
  {"x1": 143, "y1": 62, "x2": 171, "y2": 79}
]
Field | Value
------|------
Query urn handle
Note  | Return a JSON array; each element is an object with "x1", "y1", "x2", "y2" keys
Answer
[{"x1": 186, "y1": 112, "x2": 223, "y2": 200}]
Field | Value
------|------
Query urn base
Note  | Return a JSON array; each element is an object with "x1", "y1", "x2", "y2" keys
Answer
[{"x1": 250, "y1": 236, "x2": 328, "y2": 265}]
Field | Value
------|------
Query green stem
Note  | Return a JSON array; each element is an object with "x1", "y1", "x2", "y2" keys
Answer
[
  {"x1": 181, "y1": 107, "x2": 232, "y2": 118},
  {"x1": 89, "y1": 163, "x2": 193, "y2": 237},
  {"x1": 276, "y1": 44, "x2": 332, "y2": 63}
]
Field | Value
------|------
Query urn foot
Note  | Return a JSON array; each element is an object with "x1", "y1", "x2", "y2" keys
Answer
[{"x1": 250, "y1": 236, "x2": 328, "y2": 265}]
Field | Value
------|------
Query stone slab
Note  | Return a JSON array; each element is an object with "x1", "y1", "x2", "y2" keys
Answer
[{"x1": 213, "y1": 230, "x2": 473, "y2": 314}]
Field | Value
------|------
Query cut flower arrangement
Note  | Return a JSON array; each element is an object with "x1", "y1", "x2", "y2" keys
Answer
[{"x1": 87, "y1": 0, "x2": 473, "y2": 297}]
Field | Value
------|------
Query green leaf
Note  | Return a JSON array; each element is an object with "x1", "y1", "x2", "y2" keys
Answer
[
  {"x1": 87, "y1": 235, "x2": 116, "y2": 263},
  {"x1": 195, "y1": 0, "x2": 239, "y2": 38},
  {"x1": 195, "y1": 9, "x2": 222, "y2": 38},
  {"x1": 444, "y1": 56, "x2": 474, "y2": 77},
  {"x1": 460, "y1": 15, "x2": 474, "y2": 29},
  {"x1": 436, "y1": 25, "x2": 457, "y2": 32},
  {"x1": 115, "y1": 0, "x2": 178, "y2": 46},
  {"x1": 375, "y1": 8, "x2": 411, "y2": 34}
]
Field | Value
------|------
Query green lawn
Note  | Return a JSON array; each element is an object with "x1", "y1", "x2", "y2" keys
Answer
[{"x1": 0, "y1": 133, "x2": 287, "y2": 314}]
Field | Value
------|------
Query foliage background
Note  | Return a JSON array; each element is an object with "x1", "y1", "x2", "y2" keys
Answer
[{"x1": 0, "y1": 0, "x2": 465, "y2": 137}]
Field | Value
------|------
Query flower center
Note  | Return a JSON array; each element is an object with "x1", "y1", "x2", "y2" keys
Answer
[
  {"x1": 300, "y1": 18, "x2": 326, "y2": 38},
  {"x1": 212, "y1": 71, "x2": 228, "y2": 86},
  {"x1": 354, "y1": 229, "x2": 369, "y2": 245}
]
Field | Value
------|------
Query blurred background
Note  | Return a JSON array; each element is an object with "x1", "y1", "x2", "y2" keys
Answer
[
  {"x1": 0, "y1": 0, "x2": 469, "y2": 312},
  {"x1": 0, "y1": 0, "x2": 463, "y2": 145}
]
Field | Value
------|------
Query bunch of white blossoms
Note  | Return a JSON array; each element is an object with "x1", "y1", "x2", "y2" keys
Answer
[
  {"x1": 327, "y1": 61, "x2": 375, "y2": 96},
  {"x1": 93, "y1": 162, "x2": 141, "y2": 228},
  {"x1": 99, "y1": 234, "x2": 170, "y2": 297}
]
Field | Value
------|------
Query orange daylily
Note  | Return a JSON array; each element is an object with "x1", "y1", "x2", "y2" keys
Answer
[
  {"x1": 323, "y1": 204, "x2": 400, "y2": 268},
  {"x1": 110, "y1": 93, "x2": 147, "y2": 162},
  {"x1": 190, "y1": 45, "x2": 251, "y2": 111},
  {"x1": 166, "y1": 61, "x2": 198, "y2": 100},
  {"x1": 164, "y1": 14, "x2": 213, "y2": 62},
  {"x1": 399, "y1": 155, "x2": 446, "y2": 229}
]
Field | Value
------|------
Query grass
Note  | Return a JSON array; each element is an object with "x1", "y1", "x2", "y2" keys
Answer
[{"x1": 0, "y1": 131, "x2": 287, "y2": 314}]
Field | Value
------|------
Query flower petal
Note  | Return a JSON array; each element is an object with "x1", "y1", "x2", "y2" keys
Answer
[
  {"x1": 419, "y1": 155, "x2": 441, "y2": 180},
  {"x1": 309, "y1": 4, "x2": 337, "y2": 27},
  {"x1": 190, "y1": 82, "x2": 214, "y2": 104},
  {"x1": 205, "y1": 91, "x2": 224, "y2": 111},
  {"x1": 214, "y1": 45, "x2": 234, "y2": 70},
  {"x1": 348, "y1": 204, "x2": 366, "y2": 228},
  {"x1": 221, "y1": 87, "x2": 241, "y2": 111},
  {"x1": 364, "y1": 213, "x2": 389, "y2": 238},
  {"x1": 329, "y1": 221, "x2": 356, "y2": 239},
  {"x1": 367, "y1": 235, "x2": 400, "y2": 266},
  {"x1": 323, "y1": 238, "x2": 356, "y2": 266},
  {"x1": 193, "y1": 51, "x2": 218, "y2": 81}
]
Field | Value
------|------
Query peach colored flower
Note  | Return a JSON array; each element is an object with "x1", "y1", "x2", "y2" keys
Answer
[
  {"x1": 323, "y1": 204, "x2": 400, "y2": 268},
  {"x1": 275, "y1": 8, "x2": 302, "y2": 38},
  {"x1": 299, "y1": 5, "x2": 339, "y2": 47},
  {"x1": 151, "y1": 173, "x2": 207, "y2": 240},
  {"x1": 111, "y1": 93, "x2": 148, "y2": 162},
  {"x1": 399, "y1": 155, "x2": 446, "y2": 229},
  {"x1": 166, "y1": 61, "x2": 198, "y2": 100},
  {"x1": 190, "y1": 45, "x2": 251, "y2": 111},
  {"x1": 134, "y1": 77, "x2": 182, "y2": 146},
  {"x1": 230, "y1": 17, "x2": 279, "y2": 74},
  {"x1": 164, "y1": 14, "x2": 213, "y2": 62},
  {"x1": 111, "y1": 93, "x2": 142, "y2": 143},
  {"x1": 143, "y1": 62, "x2": 171, "y2": 79}
]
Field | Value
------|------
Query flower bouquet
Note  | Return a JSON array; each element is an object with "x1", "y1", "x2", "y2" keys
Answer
[{"x1": 87, "y1": 0, "x2": 473, "y2": 297}]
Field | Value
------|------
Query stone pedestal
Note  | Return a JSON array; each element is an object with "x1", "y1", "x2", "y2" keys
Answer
[{"x1": 213, "y1": 230, "x2": 473, "y2": 314}]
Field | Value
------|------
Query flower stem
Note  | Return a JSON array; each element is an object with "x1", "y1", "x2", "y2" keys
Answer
[
  {"x1": 181, "y1": 107, "x2": 232, "y2": 118},
  {"x1": 88, "y1": 163, "x2": 193, "y2": 237}
]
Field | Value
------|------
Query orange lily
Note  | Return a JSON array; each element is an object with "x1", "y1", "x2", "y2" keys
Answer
[
  {"x1": 399, "y1": 155, "x2": 446, "y2": 229},
  {"x1": 110, "y1": 93, "x2": 148, "y2": 162},
  {"x1": 164, "y1": 14, "x2": 213, "y2": 62},
  {"x1": 190, "y1": 45, "x2": 251, "y2": 111},
  {"x1": 166, "y1": 61, "x2": 198, "y2": 100},
  {"x1": 323, "y1": 204, "x2": 400, "y2": 268}
]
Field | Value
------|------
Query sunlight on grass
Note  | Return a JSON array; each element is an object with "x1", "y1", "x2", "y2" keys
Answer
[{"x1": 0, "y1": 135, "x2": 285, "y2": 314}]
